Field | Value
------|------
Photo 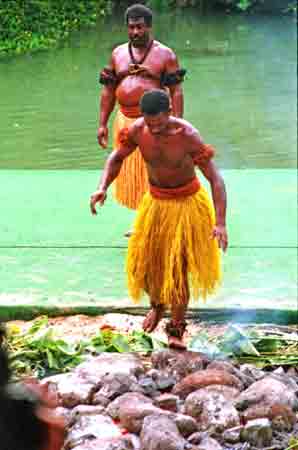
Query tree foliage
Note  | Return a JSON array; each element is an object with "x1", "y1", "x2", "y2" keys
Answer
[
  {"x1": 0, "y1": 0, "x2": 295, "y2": 56},
  {"x1": 0, "y1": 0, "x2": 100, "y2": 55}
]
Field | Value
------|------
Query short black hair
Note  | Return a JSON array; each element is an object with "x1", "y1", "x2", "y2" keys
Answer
[
  {"x1": 140, "y1": 89, "x2": 170, "y2": 115},
  {"x1": 125, "y1": 4, "x2": 153, "y2": 27}
]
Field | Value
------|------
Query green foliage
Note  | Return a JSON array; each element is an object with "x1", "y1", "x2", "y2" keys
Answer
[
  {"x1": 236, "y1": 0, "x2": 252, "y2": 11},
  {"x1": 7, "y1": 317, "x2": 85, "y2": 378},
  {"x1": 0, "y1": 0, "x2": 101, "y2": 56},
  {"x1": 284, "y1": 2, "x2": 297, "y2": 13},
  {"x1": 147, "y1": 0, "x2": 176, "y2": 10},
  {"x1": 286, "y1": 437, "x2": 298, "y2": 450},
  {"x1": 189, "y1": 324, "x2": 298, "y2": 368},
  {"x1": 6, "y1": 316, "x2": 166, "y2": 379},
  {"x1": 1, "y1": 0, "x2": 295, "y2": 56}
]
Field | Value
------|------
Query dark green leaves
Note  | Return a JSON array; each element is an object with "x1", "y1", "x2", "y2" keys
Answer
[{"x1": 6, "y1": 317, "x2": 166, "y2": 379}]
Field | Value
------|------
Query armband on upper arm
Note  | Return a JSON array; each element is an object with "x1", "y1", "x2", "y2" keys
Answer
[
  {"x1": 193, "y1": 143, "x2": 215, "y2": 167},
  {"x1": 160, "y1": 69, "x2": 187, "y2": 87},
  {"x1": 118, "y1": 127, "x2": 136, "y2": 152},
  {"x1": 99, "y1": 67, "x2": 118, "y2": 86}
]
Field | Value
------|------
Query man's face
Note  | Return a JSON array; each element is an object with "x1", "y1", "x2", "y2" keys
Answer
[
  {"x1": 127, "y1": 18, "x2": 151, "y2": 47},
  {"x1": 144, "y1": 112, "x2": 170, "y2": 135}
]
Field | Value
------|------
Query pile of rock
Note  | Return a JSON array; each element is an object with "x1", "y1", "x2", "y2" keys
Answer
[{"x1": 43, "y1": 350, "x2": 298, "y2": 450}]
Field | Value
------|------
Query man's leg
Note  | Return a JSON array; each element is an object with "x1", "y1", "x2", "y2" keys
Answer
[
  {"x1": 166, "y1": 262, "x2": 189, "y2": 350},
  {"x1": 142, "y1": 280, "x2": 165, "y2": 333}
]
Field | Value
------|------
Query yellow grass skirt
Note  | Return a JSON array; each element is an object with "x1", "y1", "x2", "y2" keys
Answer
[
  {"x1": 113, "y1": 110, "x2": 148, "y2": 210},
  {"x1": 126, "y1": 186, "x2": 221, "y2": 308}
]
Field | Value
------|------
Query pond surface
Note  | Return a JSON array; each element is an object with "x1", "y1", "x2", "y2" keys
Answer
[{"x1": 0, "y1": 11, "x2": 296, "y2": 169}]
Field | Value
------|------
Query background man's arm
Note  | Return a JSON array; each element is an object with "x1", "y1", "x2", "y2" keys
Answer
[
  {"x1": 98, "y1": 54, "x2": 117, "y2": 148},
  {"x1": 165, "y1": 50, "x2": 184, "y2": 118}
]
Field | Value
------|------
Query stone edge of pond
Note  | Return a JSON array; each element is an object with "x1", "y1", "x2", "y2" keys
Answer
[{"x1": 0, "y1": 304, "x2": 297, "y2": 325}]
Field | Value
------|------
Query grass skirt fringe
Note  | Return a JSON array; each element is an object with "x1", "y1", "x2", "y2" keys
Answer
[
  {"x1": 126, "y1": 187, "x2": 221, "y2": 308},
  {"x1": 113, "y1": 110, "x2": 148, "y2": 210}
]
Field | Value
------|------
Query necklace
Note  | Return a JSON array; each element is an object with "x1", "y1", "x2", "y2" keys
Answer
[{"x1": 128, "y1": 39, "x2": 154, "y2": 66}]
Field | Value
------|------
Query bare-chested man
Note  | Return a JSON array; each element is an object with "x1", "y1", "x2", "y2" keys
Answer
[
  {"x1": 91, "y1": 89, "x2": 228, "y2": 349},
  {"x1": 98, "y1": 4, "x2": 185, "y2": 211}
]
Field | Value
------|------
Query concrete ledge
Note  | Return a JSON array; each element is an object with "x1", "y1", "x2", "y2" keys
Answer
[{"x1": 0, "y1": 305, "x2": 297, "y2": 325}]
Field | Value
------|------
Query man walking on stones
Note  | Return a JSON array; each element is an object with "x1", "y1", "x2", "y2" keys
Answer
[{"x1": 90, "y1": 89, "x2": 228, "y2": 349}]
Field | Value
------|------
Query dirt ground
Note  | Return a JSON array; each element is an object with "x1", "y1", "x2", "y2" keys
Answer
[{"x1": 7, "y1": 313, "x2": 298, "y2": 345}]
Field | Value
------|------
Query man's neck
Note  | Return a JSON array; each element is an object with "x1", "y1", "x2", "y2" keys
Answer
[{"x1": 131, "y1": 36, "x2": 152, "y2": 50}]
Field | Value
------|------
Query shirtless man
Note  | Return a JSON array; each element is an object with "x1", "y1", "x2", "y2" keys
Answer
[
  {"x1": 91, "y1": 89, "x2": 228, "y2": 349},
  {"x1": 98, "y1": 4, "x2": 185, "y2": 211}
]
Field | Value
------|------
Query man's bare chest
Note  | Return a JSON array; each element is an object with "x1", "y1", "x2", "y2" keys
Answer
[
  {"x1": 115, "y1": 50, "x2": 165, "y2": 76},
  {"x1": 141, "y1": 137, "x2": 188, "y2": 169}
]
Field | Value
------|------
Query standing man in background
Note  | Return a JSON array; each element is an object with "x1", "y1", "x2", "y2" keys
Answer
[{"x1": 98, "y1": 3, "x2": 186, "y2": 213}]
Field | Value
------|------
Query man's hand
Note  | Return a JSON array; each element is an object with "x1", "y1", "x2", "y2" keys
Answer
[
  {"x1": 97, "y1": 126, "x2": 108, "y2": 148},
  {"x1": 90, "y1": 189, "x2": 107, "y2": 215},
  {"x1": 212, "y1": 225, "x2": 228, "y2": 252}
]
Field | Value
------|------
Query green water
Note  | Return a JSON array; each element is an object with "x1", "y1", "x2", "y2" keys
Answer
[{"x1": 0, "y1": 12, "x2": 296, "y2": 169}]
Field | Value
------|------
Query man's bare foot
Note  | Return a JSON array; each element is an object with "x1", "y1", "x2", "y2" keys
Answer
[
  {"x1": 165, "y1": 319, "x2": 187, "y2": 351},
  {"x1": 143, "y1": 307, "x2": 164, "y2": 333},
  {"x1": 124, "y1": 230, "x2": 133, "y2": 238},
  {"x1": 168, "y1": 335, "x2": 187, "y2": 351}
]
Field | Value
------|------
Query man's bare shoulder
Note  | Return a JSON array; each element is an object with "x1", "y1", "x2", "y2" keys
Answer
[
  {"x1": 112, "y1": 42, "x2": 128, "y2": 57},
  {"x1": 174, "y1": 118, "x2": 201, "y2": 140},
  {"x1": 129, "y1": 117, "x2": 146, "y2": 137},
  {"x1": 153, "y1": 41, "x2": 177, "y2": 58}
]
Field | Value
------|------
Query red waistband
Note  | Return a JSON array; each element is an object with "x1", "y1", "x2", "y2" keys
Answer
[{"x1": 150, "y1": 177, "x2": 200, "y2": 200}]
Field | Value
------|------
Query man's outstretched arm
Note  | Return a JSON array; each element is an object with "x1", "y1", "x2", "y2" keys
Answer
[
  {"x1": 187, "y1": 128, "x2": 227, "y2": 251},
  {"x1": 200, "y1": 160, "x2": 228, "y2": 252},
  {"x1": 90, "y1": 127, "x2": 137, "y2": 214}
]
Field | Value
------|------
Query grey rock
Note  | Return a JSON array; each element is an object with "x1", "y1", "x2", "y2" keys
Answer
[
  {"x1": 267, "y1": 373, "x2": 298, "y2": 395},
  {"x1": 207, "y1": 361, "x2": 253, "y2": 389},
  {"x1": 240, "y1": 418, "x2": 273, "y2": 448},
  {"x1": 171, "y1": 413, "x2": 198, "y2": 437},
  {"x1": 154, "y1": 394, "x2": 179, "y2": 412},
  {"x1": 198, "y1": 385, "x2": 240, "y2": 401},
  {"x1": 194, "y1": 436, "x2": 223, "y2": 450},
  {"x1": 184, "y1": 389, "x2": 240, "y2": 432},
  {"x1": 71, "y1": 437, "x2": 136, "y2": 450},
  {"x1": 138, "y1": 376, "x2": 159, "y2": 397},
  {"x1": 69, "y1": 404, "x2": 106, "y2": 426},
  {"x1": 155, "y1": 374, "x2": 176, "y2": 391},
  {"x1": 235, "y1": 377, "x2": 298, "y2": 412},
  {"x1": 65, "y1": 414, "x2": 122, "y2": 449},
  {"x1": 92, "y1": 372, "x2": 142, "y2": 406},
  {"x1": 119, "y1": 403, "x2": 162, "y2": 434},
  {"x1": 151, "y1": 350, "x2": 209, "y2": 382},
  {"x1": 44, "y1": 373, "x2": 95, "y2": 408},
  {"x1": 173, "y1": 369, "x2": 243, "y2": 399},
  {"x1": 75, "y1": 353, "x2": 145, "y2": 385},
  {"x1": 222, "y1": 426, "x2": 242, "y2": 444},
  {"x1": 187, "y1": 432, "x2": 208, "y2": 445},
  {"x1": 140, "y1": 414, "x2": 187, "y2": 450},
  {"x1": 239, "y1": 364, "x2": 265, "y2": 381},
  {"x1": 107, "y1": 392, "x2": 153, "y2": 420}
]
